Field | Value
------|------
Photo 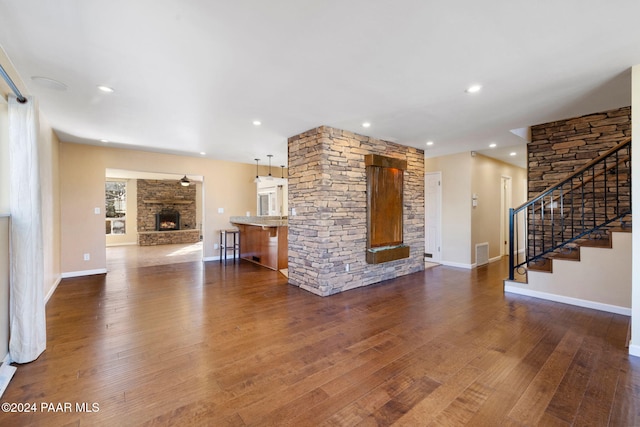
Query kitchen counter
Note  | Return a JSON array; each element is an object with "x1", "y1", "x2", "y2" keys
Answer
[
  {"x1": 229, "y1": 216, "x2": 287, "y2": 227},
  {"x1": 230, "y1": 216, "x2": 287, "y2": 270}
]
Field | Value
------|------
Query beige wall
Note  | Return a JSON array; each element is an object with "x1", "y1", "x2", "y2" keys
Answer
[
  {"x1": 471, "y1": 153, "x2": 527, "y2": 263},
  {"x1": 631, "y1": 64, "x2": 640, "y2": 357},
  {"x1": 39, "y1": 115, "x2": 61, "y2": 300},
  {"x1": 425, "y1": 151, "x2": 526, "y2": 267},
  {"x1": 59, "y1": 142, "x2": 261, "y2": 274},
  {"x1": 425, "y1": 152, "x2": 472, "y2": 266}
]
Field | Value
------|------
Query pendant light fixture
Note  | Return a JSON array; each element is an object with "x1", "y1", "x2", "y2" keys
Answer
[
  {"x1": 267, "y1": 154, "x2": 274, "y2": 180},
  {"x1": 180, "y1": 175, "x2": 190, "y2": 187},
  {"x1": 254, "y1": 158, "x2": 261, "y2": 183}
]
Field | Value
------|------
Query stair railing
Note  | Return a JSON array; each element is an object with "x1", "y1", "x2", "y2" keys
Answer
[{"x1": 508, "y1": 137, "x2": 631, "y2": 280}]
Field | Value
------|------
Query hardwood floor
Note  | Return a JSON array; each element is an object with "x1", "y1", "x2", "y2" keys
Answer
[
  {"x1": 1, "y1": 256, "x2": 638, "y2": 426},
  {"x1": 106, "y1": 242, "x2": 203, "y2": 270}
]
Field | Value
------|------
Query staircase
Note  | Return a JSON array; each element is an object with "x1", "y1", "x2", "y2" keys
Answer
[{"x1": 504, "y1": 138, "x2": 632, "y2": 315}]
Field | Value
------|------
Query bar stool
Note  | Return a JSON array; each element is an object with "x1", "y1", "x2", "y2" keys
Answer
[{"x1": 219, "y1": 228, "x2": 240, "y2": 262}]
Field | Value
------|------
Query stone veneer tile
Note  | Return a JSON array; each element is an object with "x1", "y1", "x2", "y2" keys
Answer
[
  {"x1": 137, "y1": 179, "x2": 198, "y2": 245},
  {"x1": 288, "y1": 126, "x2": 425, "y2": 296},
  {"x1": 527, "y1": 106, "x2": 631, "y2": 255}
]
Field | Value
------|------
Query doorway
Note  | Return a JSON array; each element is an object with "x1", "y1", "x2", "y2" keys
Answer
[
  {"x1": 104, "y1": 169, "x2": 204, "y2": 270},
  {"x1": 500, "y1": 176, "x2": 512, "y2": 256}
]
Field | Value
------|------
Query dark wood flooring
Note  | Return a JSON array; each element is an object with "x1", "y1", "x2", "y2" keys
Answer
[{"x1": 1, "y1": 256, "x2": 638, "y2": 426}]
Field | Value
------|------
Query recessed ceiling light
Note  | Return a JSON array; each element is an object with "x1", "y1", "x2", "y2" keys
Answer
[
  {"x1": 489, "y1": 143, "x2": 497, "y2": 148},
  {"x1": 362, "y1": 122, "x2": 371, "y2": 128},
  {"x1": 426, "y1": 141, "x2": 434, "y2": 146},
  {"x1": 100, "y1": 139, "x2": 109, "y2": 143},
  {"x1": 253, "y1": 120, "x2": 261, "y2": 126},
  {"x1": 510, "y1": 152, "x2": 517, "y2": 156},
  {"x1": 97, "y1": 85, "x2": 114, "y2": 93},
  {"x1": 465, "y1": 84, "x2": 482, "y2": 94},
  {"x1": 200, "y1": 152, "x2": 206, "y2": 156}
]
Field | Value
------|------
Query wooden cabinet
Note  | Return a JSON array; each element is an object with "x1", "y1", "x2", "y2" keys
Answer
[{"x1": 235, "y1": 224, "x2": 288, "y2": 270}]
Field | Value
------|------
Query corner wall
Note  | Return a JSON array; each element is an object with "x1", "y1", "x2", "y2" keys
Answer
[
  {"x1": 630, "y1": 65, "x2": 640, "y2": 358},
  {"x1": 471, "y1": 154, "x2": 527, "y2": 263},
  {"x1": 288, "y1": 126, "x2": 424, "y2": 296}
]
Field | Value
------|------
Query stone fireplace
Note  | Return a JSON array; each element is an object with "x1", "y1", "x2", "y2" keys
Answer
[{"x1": 136, "y1": 179, "x2": 200, "y2": 246}]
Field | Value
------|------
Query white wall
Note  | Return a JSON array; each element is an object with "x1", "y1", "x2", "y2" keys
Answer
[{"x1": 630, "y1": 65, "x2": 640, "y2": 357}]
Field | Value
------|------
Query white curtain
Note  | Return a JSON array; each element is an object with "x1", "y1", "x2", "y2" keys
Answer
[{"x1": 8, "y1": 95, "x2": 46, "y2": 363}]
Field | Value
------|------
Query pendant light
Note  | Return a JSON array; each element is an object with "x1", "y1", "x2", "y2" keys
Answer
[
  {"x1": 280, "y1": 165, "x2": 285, "y2": 178},
  {"x1": 266, "y1": 154, "x2": 274, "y2": 180},
  {"x1": 180, "y1": 175, "x2": 190, "y2": 187},
  {"x1": 254, "y1": 158, "x2": 261, "y2": 183}
]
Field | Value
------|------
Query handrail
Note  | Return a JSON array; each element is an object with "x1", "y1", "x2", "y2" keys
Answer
[
  {"x1": 524, "y1": 153, "x2": 630, "y2": 216},
  {"x1": 508, "y1": 138, "x2": 631, "y2": 280},
  {"x1": 514, "y1": 137, "x2": 631, "y2": 212}
]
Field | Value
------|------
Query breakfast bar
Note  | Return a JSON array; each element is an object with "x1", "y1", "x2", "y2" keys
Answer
[{"x1": 229, "y1": 216, "x2": 288, "y2": 271}]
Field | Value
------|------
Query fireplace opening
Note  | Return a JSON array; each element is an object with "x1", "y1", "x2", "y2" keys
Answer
[{"x1": 156, "y1": 209, "x2": 180, "y2": 231}]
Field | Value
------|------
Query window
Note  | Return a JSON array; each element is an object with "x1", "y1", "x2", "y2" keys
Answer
[{"x1": 105, "y1": 181, "x2": 126, "y2": 235}]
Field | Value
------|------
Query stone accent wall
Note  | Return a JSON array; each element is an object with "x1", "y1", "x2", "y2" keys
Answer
[
  {"x1": 527, "y1": 106, "x2": 631, "y2": 254},
  {"x1": 528, "y1": 106, "x2": 631, "y2": 195},
  {"x1": 138, "y1": 230, "x2": 201, "y2": 246},
  {"x1": 287, "y1": 126, "x2": 424, "y2": 296},
  {"x1": 137, "y1": 179, "x2": 198, "y2": 245}
]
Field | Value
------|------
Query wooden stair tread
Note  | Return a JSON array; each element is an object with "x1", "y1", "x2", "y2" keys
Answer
[
  {"x1": 550, "y1": 247, "x2": 581, "y2": 261},
  {"x1": 527, "y1": 258, "x2": 552, "y2": 273},
  {"x1": 576, "y1": 237, "x2": 612, "y2": 248},
  {"x1": 606, "y1": 226, "x2": 632, "y2": 233}
]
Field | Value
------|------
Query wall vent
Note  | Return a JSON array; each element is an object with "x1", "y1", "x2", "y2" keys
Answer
[{"x1": 476, "y1": 242, "x2": 489, "y2": 266}]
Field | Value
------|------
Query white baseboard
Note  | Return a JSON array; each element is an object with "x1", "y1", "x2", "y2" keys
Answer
[
  {"x1": 504, "y1": 283, "x2": 631, "y2": 316},
  {"x1": 61, "y1": 268, "x2": 108, "y2": 279},
  {"x1": 105, "y1": 242, "x2": 138, "y2": 247},
  {"x1": 629, "y1": 343, "x2": 640, "y2": 358},
  {"x1": 439, "y1": 260, "x2": 473, "y2": 269},
  {"x1": 471, "y1": 255, "x2": 503, "y2": 269},
  {"x1": 44, "y1": 276, "x2": 62, "y2": 304},
  {"x1": 489, "y1": 255, "x2": 502, "y2": 264}
]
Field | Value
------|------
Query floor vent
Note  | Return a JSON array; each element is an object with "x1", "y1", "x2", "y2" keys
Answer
[{"x1": 476, "y1": 242, "x2": 489, "y2": 266}]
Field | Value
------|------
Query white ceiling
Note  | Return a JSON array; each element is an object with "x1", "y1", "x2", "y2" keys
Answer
[{"x1": 1, "y1": 1, "x2": 640, "y2": 170}]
